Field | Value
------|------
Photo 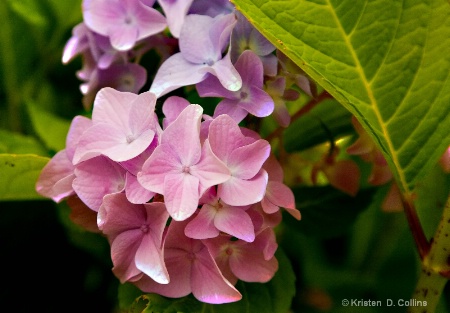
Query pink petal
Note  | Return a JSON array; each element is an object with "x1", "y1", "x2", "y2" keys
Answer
[
  {"x1": 74, "y1": 123, "x2": 154, "y2": 163},
  {"x1": 133, "y1": 4, "x2": 167, "y2": 40},
  {"x1": 36, "y1": 150, "x2": 75, "y2": 202},
  {"x1": 191, "y1": 246, "x2": 242, "y2": 304},
  {"x1": 162, "y1": 96, "x2": 190, "y2": 129},
  {"x1": 214, "y1": 99, "x2": 248, "y2": 123},
  {"x1": 150, "y1": 53, "x2": 207, "y2": 98},
  {"x1": 83, "y1": 0, "x2": 124, "y2": 37},
  {"x1": 135, "y1": 206, "x2": 170, "y2": 284},
  {"x1": 184, "y1": 204, "x2": 219, "y2": 239},
  {"x1": 190, "y1": 139, "x2": 231, "y2": 195},
  {"x1": 239, "y1": 85, "x2": 274, "y2": 117},
  {"x1": 179, "y1": 14, "x2": 217, "y2": 63},
  {"x1": 128, "y1": 91, "x2": 157, "y2": 135},
  {"x1": 66, "y1": 116, "x2": 93, "y2": 161},
  {"x1": 161, "y1": 104, "x2": 202, "y2": 166},
  {"x1": 109, "y1": 25, "x2": 139, "y2": 51},
  {"x1": 196, "y1": 74, "x2": 237, "y2": 99},
  {"x1": 125, "y1": 172, "x2": 155, "y2": 204},
  {"x1": 73, "y1": 156, "x2": 126, "y2": 211},
  {"x1": 98, "y1": 193, "x2": 146, "y2": 234},
  {"x1": 235, "y1": 50, "x2": 263, "y2": 87},
  {"x1": 215, "y1": 206, "x2": 255, "y2": 242},
  {"x1": 229, "y1": 248, "x2": 278, "y2": 283},
  {"x1": 164, "y1": 173, "x2": 200, "y2": 221},
  {"x1": 208, "y1": 114, "x2": 248, "y2": 162},
  {"x1": 227, "y1": 139, "x2": 270, "y2": 179},
  {"x1": 218, "y1": 169, "x2": 268, "y2": 206},
  {"x1": 91, "y1": 87, "x2": 137, "y2": 127},
  {"x1": 111, "y1": 229, "x2": 143, "y2": 282},
  {"x1": 138, "y1": 144, "x2": 182, "y2": 194},
  {"x1": 265, "y1": 181, "x2": 300, "y2": 221},
  {"x1": 206, "y1": 53, "x2": 242, "y2": 91},
  {"x1": 262, "y1": 154, "x2": 284, "y2": 182},
  {"x1": 158, "y1": 0, "x2": 194, "y2": 38},
  {"x1": 134, "y1": 248, "x2": 192, "y2": 298}
]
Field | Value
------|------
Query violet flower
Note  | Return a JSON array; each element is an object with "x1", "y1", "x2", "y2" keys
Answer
[
  {"x1": 197, "y1": 50, "x2": 274, "y2": 123},
  {"x1": 150, "y1": 13, "x2": 241, "y2": 98},
  {"x1": 156, "y1": 0, "x2": 194, "y2": 38},
  {"x1": 98, "y1": 193, "x2": 170, "y2": 284},
  {"x1": 230, "y1": 11, "x2": 277, "y2": 76},
  {"x1": 134, "y1": 219, "x2": 242, "y2": 304},
  {"x1": 73, "y1": 87, "x2": 158, "y2": 164},
  {"x1": 82, "y1": 0, "x2": 167, "y2": 51}
]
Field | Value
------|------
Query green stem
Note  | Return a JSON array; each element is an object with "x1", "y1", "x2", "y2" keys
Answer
[
  {"x1": 408, "y1": 196, "x2": 450, "y2": 313},
  {"x1": 0, "y1": 2, "x2": 22, "y2": 132}
]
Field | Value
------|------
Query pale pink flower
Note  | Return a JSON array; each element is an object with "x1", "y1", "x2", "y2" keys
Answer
[
  {"x1": 83, "y1": 0, "x2": 167, "y2": 51},
  {"x1": 208, "y1": 114, "x2": 270, "y2": 206},
  {"x1": 98, "y1": 193, "x2": 170, "y2": 284},
  {"x1": 138, "y1": 105, "x2": 230, "y2": 221},
  {"x1": 134, "y1": 219, "x2": 242, "y2": 304},
  {"x1": 73, "y1": 88, "x2": 158, "y2": 164}
]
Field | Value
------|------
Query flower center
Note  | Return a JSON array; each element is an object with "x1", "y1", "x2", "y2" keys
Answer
[
  {"x1": 182, "y1": 165, "x2": 191, "y2": 174},
  {"x1": 126, "y1": 134, "x2": 135, "y2": 143},
  {"x1": 186, "y1": 252, "x2": 196, "y2": 261},
  {"x1": 225, "y1": 247, "x2": 233, "y2": 256},
  {"x1": 140, "y1": 224, "x2": 149, "y2": 233},
  {"x1": 124, "y1": 16, "x2": 133, "y2": 25},
  {"x1": 240, "y1": 91, "x2": 248, "y2": 100},
  {"x1": 205, "y1": 59, "x2": 215, "y2": 66}
]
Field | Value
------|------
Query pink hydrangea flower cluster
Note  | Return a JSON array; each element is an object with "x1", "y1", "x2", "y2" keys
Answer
[
  {"x1": 37, "y1": 0, "x2": 305, "y2": 305},
  {"x1": 36, "y1": 87, "x2": 300, "y2": 304}
]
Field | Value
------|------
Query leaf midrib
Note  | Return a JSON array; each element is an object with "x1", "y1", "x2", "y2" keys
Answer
[{"x1": 325, "y1": 0, "x2": 411, "y2": 194}]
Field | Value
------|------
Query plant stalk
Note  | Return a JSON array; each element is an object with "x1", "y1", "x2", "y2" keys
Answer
[{"x1": 408, "y1": 195, "x2": 450, "y2": 313}]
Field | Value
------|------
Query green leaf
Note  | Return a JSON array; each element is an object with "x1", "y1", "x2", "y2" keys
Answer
[
  {"x1": 232, "y1": 0, "x2": 450, "y2": 194},
  {"x1": 26, "y1": 100, "x2": 71, "y2": 152},
  {"x1": 0, "y1": 153, "x2": 49, "y2": 200},
  {"x1": 0, "y1": 129, "x2": 48, "y2": 155},
  {"x1": 45, "y1": 0, "x2": 82, "y2": 29},
  {"x1": 118, "y1": 248, "x2": 295, "y2": 313},
  {"x1": 289, "y1": 186, "x2": 375, "y2": 238},
  {"x1": 7, "y1": 0, "x2": 48, "y2": 27},
  {"x1": 283, "y1": 98, "x2": 353, "y2": 152}
]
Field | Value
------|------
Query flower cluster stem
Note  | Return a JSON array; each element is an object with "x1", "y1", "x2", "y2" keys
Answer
[{"x1": 408, "y1": 195, "x2": 450, "y2": 313}]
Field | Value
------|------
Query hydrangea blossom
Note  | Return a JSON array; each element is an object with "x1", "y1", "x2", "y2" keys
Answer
[
  {"x1": 137, "y1": 104, "x2": 231, "y2": 221},
  {"x1": 73, "y1": 87, "x2": 159, "y2": 164},
  {"x1": 98, "y1": 193, "x2": 169, "y2": 284},
  {"x1": 134, "y1": 219, "x2": 242, "y2": 304},
  {"x1": 150, "y1": 13, "x2": 242, "y2": 97},
  {"x1": 37, "y1": 0, "x2": 310, "y2": 305},
  {"x1": 208, "y1": 114, "x2": 270, "y2": 206},
  {"x1": 82, "y1": 0, "x2": 167, "y2": 51},
  {"x1": 197, "y1": 50, "x2": 274, "y2": 123}
]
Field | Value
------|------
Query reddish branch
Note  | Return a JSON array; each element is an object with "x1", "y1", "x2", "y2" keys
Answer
[
  {"x1": 265, "y1": 90, "x2": 332, "y2": 142},
  {"x1": 403, "y1": 197, "x2": 431, "y2": 260}
]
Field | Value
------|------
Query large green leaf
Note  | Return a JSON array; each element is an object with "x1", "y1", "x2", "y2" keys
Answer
[
  {"x1": 232, "y1": 0, "x2": 450, "y2": 194},
  {"x1": 0, "y1": 154, "x2": 49, "y2": 200}
]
